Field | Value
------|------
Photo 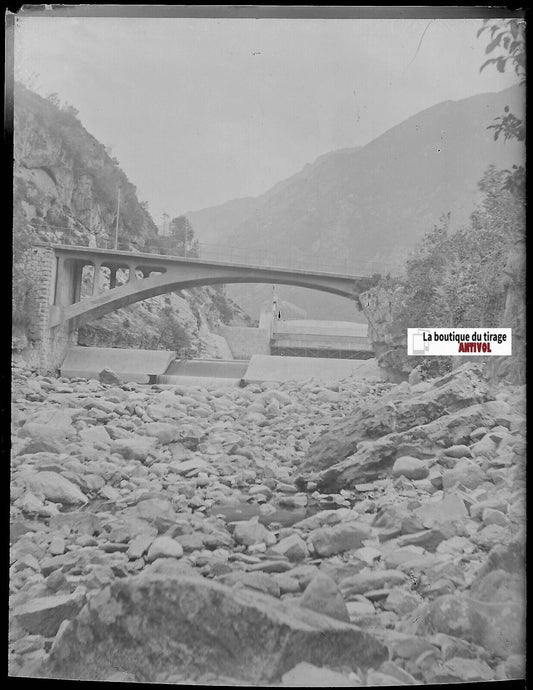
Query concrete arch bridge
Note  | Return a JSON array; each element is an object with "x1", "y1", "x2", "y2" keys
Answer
[{"x1": 28, "y1": 244, "x2": 377, "y2": 371}]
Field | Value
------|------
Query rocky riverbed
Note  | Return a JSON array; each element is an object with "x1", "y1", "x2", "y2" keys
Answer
[{"x1": 9, "y1": 361, "x2": 526, "y2": 684}]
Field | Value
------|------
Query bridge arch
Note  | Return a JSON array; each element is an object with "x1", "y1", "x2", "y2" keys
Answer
[
  {"x1": 29, "y1": 244, "x2": 377, "y2": 371},
  {"x1": 53, "y1": 270, "x2": 362, "y2": 328}
]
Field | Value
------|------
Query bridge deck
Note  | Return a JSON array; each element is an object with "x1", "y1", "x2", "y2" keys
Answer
[{"x1": 42, "y1": 243, "x2": 368, "y2": 280}]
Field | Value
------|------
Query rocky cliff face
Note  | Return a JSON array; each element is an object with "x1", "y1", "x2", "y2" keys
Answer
[
  {"x1": 13, "y1": 83, "x2": 238, "y2": 358},
  {"x1": 359, "y1": 285, "x2": 410, "y2": 381},
  {"x1": 14, "y1": 85, "x2": 155, "y2": 249}
]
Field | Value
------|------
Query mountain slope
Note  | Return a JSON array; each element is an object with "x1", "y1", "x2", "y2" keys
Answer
[{"x1": 188, "y1": 86, "x2": 524, "y2": 320}]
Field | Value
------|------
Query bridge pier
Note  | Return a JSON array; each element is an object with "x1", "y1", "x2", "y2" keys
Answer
[
  {"x1": 22, "y1": 246, "x2": 80, "y2": 372},
  {"x1": 91, "y1": 261, "x2": 102, "y2": 295}
]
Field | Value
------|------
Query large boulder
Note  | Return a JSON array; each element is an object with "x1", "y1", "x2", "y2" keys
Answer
[
  {"x1": 36, "y1": 575, "x2": 387, "y2": 683},
  {"x1": 421, "y1": 593, "x2": 525, "y2": 659},
  {"x1": 13, "y1": 592, "x2": 86, "y2": 637},
  {"x1": 299, "y1": 574, "x2": 350, "y2": 623},
  {"x1": 23, "y1": 472, "x2": 88, "y2": 505},
  {"x1": 302, "y1": 365, "x2": 492, "y2": 475},
  {"x1": 310, "y1": 399, "x2": 500, "y2": 492},
  {"x1": 308, "y1": 522, "x2": 371, "y2": 558}
]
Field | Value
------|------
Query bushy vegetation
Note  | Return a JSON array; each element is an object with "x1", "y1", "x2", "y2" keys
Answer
[
  {"x1": 150, "y1": 215, "x2": 199, "y2": 257},
  {"x1": 210, "y1": 285, "x2": 234, "y2": 325},
  {"x1": 12, "y1": 206, "x2": 38, "y2": 331},
  {"x1": 391, "y1": 165, "x2": 523, "y2": 332},
  {"x1": 158, "y1": 307, "x2": 194, "y2": 356},
  {"x1": 367, "y1": 18, "x2": 525, "y2": 381},
  {"x1": 377, "y1": 169, "x2": 524, "y2": 377}
]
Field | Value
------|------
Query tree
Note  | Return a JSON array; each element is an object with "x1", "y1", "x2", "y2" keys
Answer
[
  {"x1": 477, "y1": 17, "x2": 526, "y2": 382},
  {"x1": 60, "y1": 102, "x2": 80, "y2": 119},
  {"x1": 478, "y1": 18, "x2": 525, "y2": 197},
  {"x1": 169, "y1": 216, "x2": 199, "y2": 257},
  {"x1": 159, "y1": 213, "x2": 171, "y2": 236},
  {"x1": 478, "y1": 18, "x2": 525, "y2": 80},
  {"x1": 12, "y1": 207, "x2": 38, "y2": 330},
  {"x1": 46, "y1": 92, "x2": 61, "y2": 108}
]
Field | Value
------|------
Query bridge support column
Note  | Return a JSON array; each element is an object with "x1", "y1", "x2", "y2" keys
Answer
[
  {"x1": 18, "y1": 246, "x2": 79, "y2": 372},
  {"x1": 92, "y1": 261, "x2": 102, "y2": 295},
  {"x1": 109, "y1": 267, "x2": 117, "y2": 290},
  {"x1": 126, "y1": 263, "x2": 142, "y2": 283}
]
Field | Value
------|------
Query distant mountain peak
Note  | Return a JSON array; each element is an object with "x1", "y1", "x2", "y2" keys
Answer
[{"x1": 188, "y1": 86, "x2": 524, "y2": 320}]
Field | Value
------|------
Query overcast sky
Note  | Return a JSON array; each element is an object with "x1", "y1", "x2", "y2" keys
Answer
[{"x1": 14, "y1": 16, "x2": 519, "y2": 221}]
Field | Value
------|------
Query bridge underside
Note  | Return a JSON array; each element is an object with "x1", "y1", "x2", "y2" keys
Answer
[{"x1": 48, "y1": 245, "x2": 375, "y2": 329}]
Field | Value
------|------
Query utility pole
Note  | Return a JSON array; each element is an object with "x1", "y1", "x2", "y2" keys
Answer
[{"x1": 114, "y1": 185, "x2": 121, "y2": 250}]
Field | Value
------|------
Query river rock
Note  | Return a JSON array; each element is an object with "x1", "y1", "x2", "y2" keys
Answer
[
  {"x1": 220, "y1": 571, "x2": 281, "y2": 598},
  {"x1": 475, "y1": 540, "x2": 525, "y2": 579},
  {"x1": 143, "y1": 422, "x2": 181, "y2": 444},
  {"x1": 414, "y1": 491, "x2": 467, "y2": 528},
  {"x1": 36, "y1": 574, "x2": 388, "y2": 683},
  {"x1": 22, "y1": 408, "x2": 78, "y2": 435},
  {"x1": 442, "y1": 459, "x2": 486, "y2": 490},
  {"x1": 365, "y1": 670, "x2": 404, "y2": 685},
  {"x1": 299, "y1": 574, "x2": 350, "y2": 623},
  {"x1": 24, "y1": 472, "x2": 87, "y2": 505},
  {"x1": 309, "y1": 522, "x2": 371, "y2": 557},
  {"x1": 503, "y1": 654, "x2": 526, "y2": 679},
  {"x1": 281, "y1": 662, "x2": 354, "y2": 687},
  {"x1": 470, "y1": 569, "x2": 524, "y2": 604},
  {"x1": 14, "y1": 592, "x2": 86, "y2": 637},
  {"x1": 340, "y1": 570, "x2": 407, "y2": 597},
  {"x1": 427, "y1": 657, "x2": 494, "y2": 683},
  {"x1": 78, "y1": 426, "x2": 111, "y2": 445},
  {"x1": 111, "y1": 438, "x2": 156, "y2": 462},
  {"x1": 233, "y1": 518, "x2": 276, "y2": 546},
  {"x1": 143, "y1": 559, "x2": 200, "y2": 578},
  {"x1": 132, "y1": 498, "x2": 178, "y2": 532},
  {"x1": 383, "y1": 588, "x2": 422, "y2": 616},
  {"x1": 271, "y1": 534, "x2": 308, "y2": 561},
  {"x1": 127, "y1": 535, "x2": 153, "y2": 560},
  {"x1": 396, "y1": 528, "x2": 446, "y2": 552},
  {"x1": 391, "y1": 456, "x2": 429, "y2": 480},
  {"x1": 18, "y1": 422, "x2": 68, "y2": 451},
  {"x1": 48, "y1": 512, "x2": 102, "y2": 537},
  {"x1": 470, "y1": 498, "x2": 508, "y2": 520},
  {"x1": 146, "y1": 537, "x2": 184, "y2": 561},
  {"x1": 98, "y1": 368, "x2": 121, "y2": 385},
  {"x1": 424, "y1": 594, "x2": 525, "y2": 658},
  {"x1": 386, "y1": 632, "x2": 436, "y2": 661}
]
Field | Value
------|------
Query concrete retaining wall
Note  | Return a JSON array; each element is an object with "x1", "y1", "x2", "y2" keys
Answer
[
  {"x1": 243, "y1": 355, "x2": 384, "y2": 384},
  {"x1": 217, "y1": 325, "x2": 270, "y2": 360},
  {"x1": 61, "y1": 346, "x2": 176, "y2": 383},
  {"x1": 275, "y1": 320, "x2": 369, "y2": 337}
]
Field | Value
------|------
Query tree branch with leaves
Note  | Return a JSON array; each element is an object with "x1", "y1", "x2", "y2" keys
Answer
[{"x1": 478, "y1": 18, "x2": 526, "y2": 197}]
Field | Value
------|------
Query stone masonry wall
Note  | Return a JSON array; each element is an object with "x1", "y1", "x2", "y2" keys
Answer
[{"x1": 19, "y1": 246, "x2": 77, "y2": 372}]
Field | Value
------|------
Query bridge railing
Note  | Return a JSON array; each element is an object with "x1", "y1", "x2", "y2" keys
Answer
[{"x1": 31, "y1": 225, "x2": 402, "y2": 276}]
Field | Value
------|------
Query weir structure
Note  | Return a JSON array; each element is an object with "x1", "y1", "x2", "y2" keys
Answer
[{"x1": 26, "y1": 243, "x2": 377, "y2": 371}]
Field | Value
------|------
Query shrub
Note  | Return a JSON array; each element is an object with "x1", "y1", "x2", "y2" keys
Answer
[
  {"x1": 12, "y1": 211, "x2": 38, "y2": 331},
  {"x1": 158, "y1": 309, "x2": 193, "y2": 355}
]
